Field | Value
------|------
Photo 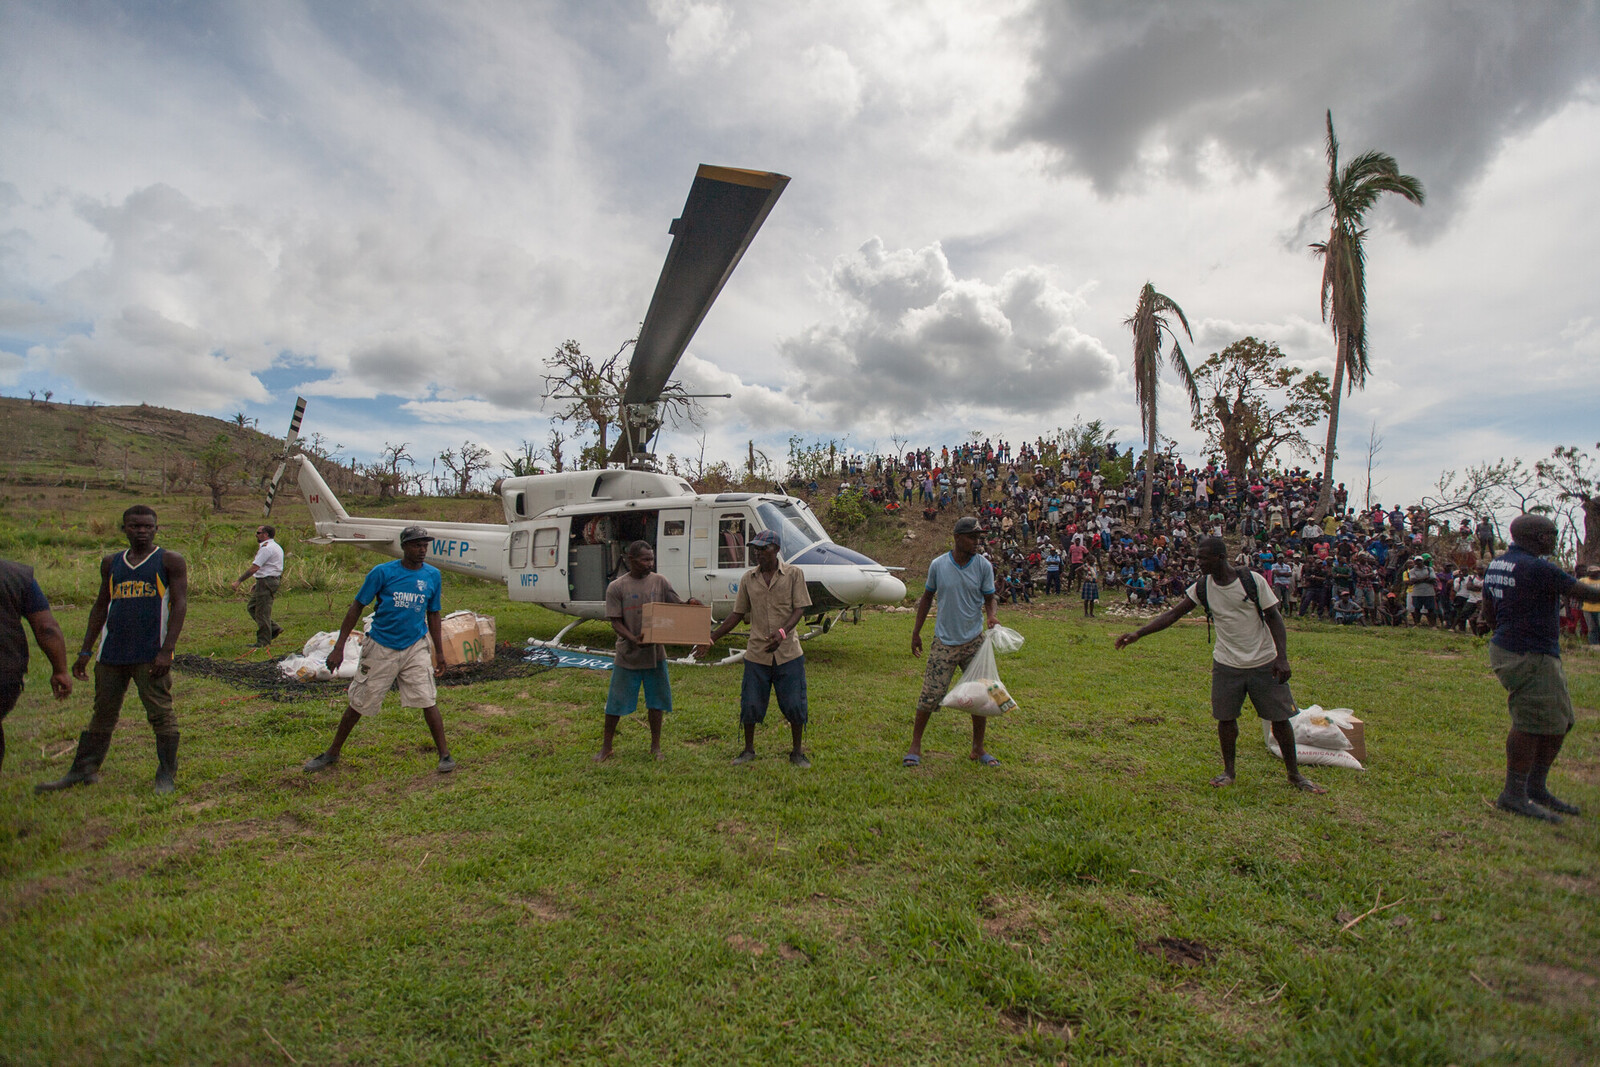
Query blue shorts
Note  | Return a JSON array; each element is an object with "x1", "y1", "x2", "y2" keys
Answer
[
  {"x1": 605, "y1": 663, "x2": 672, "y2": 718},
  {"x1": 740, "y1": 656, "x2": 808, "y2": 726}
]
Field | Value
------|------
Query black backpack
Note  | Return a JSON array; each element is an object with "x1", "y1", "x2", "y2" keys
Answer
[{"x1": 1193, "y1": 570, "x2": 1268, "y2": 645}]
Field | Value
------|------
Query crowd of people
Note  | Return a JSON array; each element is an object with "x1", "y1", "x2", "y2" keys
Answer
[{"x1": 829, "y1": 436, "x2": 1599, "y2": 643}]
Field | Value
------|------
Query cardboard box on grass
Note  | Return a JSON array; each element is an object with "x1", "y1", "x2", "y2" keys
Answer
[
  {"x1": 640, "y1": 602, "x2": 711, "y2": 646},
  {"x1": 440, "y1": 610, "x2": 495, "y2": 666},
  {"x1": 1339, "y1": 717, "x2": 1365, "y2": 762}
]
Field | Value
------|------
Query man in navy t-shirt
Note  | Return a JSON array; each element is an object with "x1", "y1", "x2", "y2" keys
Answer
[
  {"x1": 0, "y1": 559, "x2": 72, "y2": 770},
  {"x1": 303, "y1": 526, "x2": 454, "y2": 775},
  {"x1": 1482, "y1": 514, "x2": 1600, "y2": 822}
]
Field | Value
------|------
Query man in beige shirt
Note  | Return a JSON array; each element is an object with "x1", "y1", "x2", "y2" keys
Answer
[{"x1": 703, "y1": 530, "x2": 813, "y2": 766}]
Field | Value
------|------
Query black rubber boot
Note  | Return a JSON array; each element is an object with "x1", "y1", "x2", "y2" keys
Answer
[
  {"x1": 35, "y1": 731, "x2": 112, "y2": 793},
  {"x1": 153, "y1": 733, "x2": 179, "y2": 794},
  {"x1": 1527, "y1": 762, "x2": 1581, "y2": 816}
]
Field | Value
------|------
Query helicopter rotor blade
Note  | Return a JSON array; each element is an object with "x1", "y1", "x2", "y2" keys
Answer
[
  {"x1": 609, "y1": 165, "x2": 788, "y2": 462},
  {"x1": 263, "y1": 396, "x2": 307, "y2": 517}
]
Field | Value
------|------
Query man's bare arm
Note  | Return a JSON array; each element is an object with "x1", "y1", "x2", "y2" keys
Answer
[
  {"x1": 26, "y1": 608, "x2": 72, "y2": 699},
  {"x1": 72, "y1": 557, "x2": 115, "y2": 680},
  {"x1": 1114, "y1": 595, "x2": 1198, "y2": 650},
  {"x1": 153, "y1": 551, "x2": 188, "y2": 678}
]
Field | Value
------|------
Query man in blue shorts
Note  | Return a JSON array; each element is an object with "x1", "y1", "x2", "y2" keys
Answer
[
  {"x1": 904, "y1": 516, "x2": 1001, "y2": 767},
  {"x1": 303, "y1": 526, "x2": 453, "y2": 775},
  {"x1": 703, "y1": 530, "x2": 813, "y2": 766},
  {"x1": 1115, "y1": 536, "x2": 1325, "y2": 794},
  {"x1": 598, "y1": 541, "x2": 696, "y2": 762},
  {"x1": 1482, "y1": 514, "x2": 1600, "y2": 822}
]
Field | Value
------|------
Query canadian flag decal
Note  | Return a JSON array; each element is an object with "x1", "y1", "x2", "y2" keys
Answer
[{"x1": 309, "y1": 493, "x2": 320, "y2": 503}]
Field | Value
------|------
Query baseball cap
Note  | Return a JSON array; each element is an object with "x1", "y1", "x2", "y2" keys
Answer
[
  {"x1": 399, "y1": 525, "x2": 432, "y2": 544},
  {"x1": 953, "y1": 516, "x2": 981, "y2": 535},
  {"x1": 748, "y1": 530, "x2": 781, "y2": 550}
]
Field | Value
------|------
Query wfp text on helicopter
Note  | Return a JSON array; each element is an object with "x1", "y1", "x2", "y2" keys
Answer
[{"x1": 264, "y1": 164, "x2": 907, "y2": 635}]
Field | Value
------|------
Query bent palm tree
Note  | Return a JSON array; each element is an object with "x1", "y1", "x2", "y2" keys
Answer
[
  {"x1": 1311, "y1": 110, "x2": 1424, "y2": 517},
  {"x1": 1125, "y1": 283, "x2": 1199, "y2": 529}
]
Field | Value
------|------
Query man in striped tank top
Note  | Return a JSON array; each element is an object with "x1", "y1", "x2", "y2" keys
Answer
[{"x1": 36, "y1": 505, "x2": 188, "y2": 794}]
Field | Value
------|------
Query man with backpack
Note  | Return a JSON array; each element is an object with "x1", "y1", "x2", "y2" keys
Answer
[{"x1": 1113, "y1": 536, "x2": 1326, "y2": 794}]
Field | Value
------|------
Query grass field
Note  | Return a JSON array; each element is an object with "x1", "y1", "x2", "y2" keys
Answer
[{"x1": 1, "y1": 497, "x2": 1598, "y2": 1065}]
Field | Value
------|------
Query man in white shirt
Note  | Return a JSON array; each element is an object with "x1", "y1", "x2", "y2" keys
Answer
[
  {"x1": 233, "y1": 524, "x2": 286, "y2": 649},
  {"x1": 1114, "y1": 536, "x2": 1326, "y2": 794}
]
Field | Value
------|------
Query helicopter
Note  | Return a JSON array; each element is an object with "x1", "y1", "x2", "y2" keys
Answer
[{"x1": 264, "y1": 164, "x2": 907, "y2": 643}]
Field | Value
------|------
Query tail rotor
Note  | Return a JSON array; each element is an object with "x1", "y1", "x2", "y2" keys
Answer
[{"x1": 263, "y1": 396, "x2": 307, "y2": 517}]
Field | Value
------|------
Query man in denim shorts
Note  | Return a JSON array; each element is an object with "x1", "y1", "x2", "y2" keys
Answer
[
  {"x1": 1116, "y1": 536, "x2": 1325, "y2": 793},
  {"x1": 302, "y1": 526, "x2": 454, "y2": 774},
  {"x1": 904, "y1": 516, "x2": 1000, "y2": 768}
]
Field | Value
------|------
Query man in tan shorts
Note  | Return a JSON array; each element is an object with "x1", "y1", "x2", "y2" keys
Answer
[{"x1": 303, "y1": 526, "x2": 454, "y2": 774}]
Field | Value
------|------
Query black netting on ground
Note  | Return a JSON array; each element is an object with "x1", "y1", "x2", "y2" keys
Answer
[{"x1": 173, "y1": 646, "x2": 557, "y2": 702}]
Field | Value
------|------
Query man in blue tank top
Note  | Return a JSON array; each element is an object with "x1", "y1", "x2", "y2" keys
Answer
[
  {"x1": 302, "y1": 526, "x2": 454, "y2": 775},
  {"x1": 1482, "y1": 514, "x2": 1600, "y2": 823},
  {"x1": 37, "y1": 505, "x2": 189, "y2": 794}
]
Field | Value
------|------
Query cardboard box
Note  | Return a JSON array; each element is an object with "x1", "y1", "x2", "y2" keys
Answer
[
  {"x1": 640, "y1": 601, "x2": 711, "y2": 646},
  {"x1": 1339, "y1": 718, "x2": 1366, "y2": 762},
  {"x1": 440, "y1": 610, "x2": 493, "y2": 666},
  {"x1": 475, "y1": 615, "x2": 496, "y2": 663}
]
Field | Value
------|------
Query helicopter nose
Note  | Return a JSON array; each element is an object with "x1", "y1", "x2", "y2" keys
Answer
[
  {"x1": 820, "y1": 568, "x2": 905, "y2": 607},
  {"x1": 870, "y1": 572, "x2": 907, "y2": 604}
]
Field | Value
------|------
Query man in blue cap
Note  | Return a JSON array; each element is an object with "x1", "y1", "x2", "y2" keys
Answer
[
  {"x1": 703, "y1": 529, "x2": 813, "y2": 766},
  {"x1": 302, "y1": 525, "x2": 454, "y2": 775}
]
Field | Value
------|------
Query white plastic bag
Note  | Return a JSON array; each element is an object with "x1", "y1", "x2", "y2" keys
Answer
[
  {"x1": 939, "y1": 629, "x2": 1018, "y2": 716},
  {"x1": 990, "y1": 625, "x2": 1025, "y2": 654}
]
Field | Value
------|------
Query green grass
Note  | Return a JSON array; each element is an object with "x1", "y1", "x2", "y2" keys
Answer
[{"x1": 1, "y1": 485, "x2": 1597, "y2": 1064}]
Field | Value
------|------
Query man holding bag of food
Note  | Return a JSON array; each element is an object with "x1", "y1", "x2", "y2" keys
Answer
[{"x1": 904, "y1": 516, "x2": 1000, "y2": 768}]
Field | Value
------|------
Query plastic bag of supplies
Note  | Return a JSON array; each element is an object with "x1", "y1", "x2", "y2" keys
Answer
[{"x1": 939, "y1": 626, "x2": 1024, "y2": 716}]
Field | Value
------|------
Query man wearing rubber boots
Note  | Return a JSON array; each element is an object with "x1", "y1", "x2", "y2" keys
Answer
[
  {"x1": 302, "y1": 526, "x2": 454, "y2": 775},
  {"x1": 703, "y1": 530, "x2": 813, "y2": 766},
  {"x1": 37, "y1": 505, "x2": 188, "y2": 794},
  {"x1": 904, "y1": 516, "x2": 1001, "y2": 768},
  {"x1": 1114, "y1": 536, "x2": 1325, "y2": 794},
  {"x1": 1482, "y1": 514, "x2": 1600, "y2": 823}
]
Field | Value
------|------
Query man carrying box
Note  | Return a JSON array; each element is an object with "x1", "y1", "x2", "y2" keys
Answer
[
  {"x1": 702, "y1": 530, "x2": 813, "y2": 766},
  {"x1": 302, "y1": 526, "x2": 454, "y2": 775},
  {"x1": 598, "y1": 541, "x2": 697, "y2": 762}
]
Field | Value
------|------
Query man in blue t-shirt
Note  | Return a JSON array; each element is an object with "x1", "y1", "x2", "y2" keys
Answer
[
  {"x1": 1482, "y1": 514, "x2": 1600, "y2": 822},
  {"x1": 904, "y1": 516, "x2": 1000, "y2": 768},
  {"x1": 303, "y1": 526, "x2": 454, "y2": 775}
]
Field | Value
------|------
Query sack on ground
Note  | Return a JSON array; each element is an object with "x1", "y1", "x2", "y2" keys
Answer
[
  {"x1": 278, "y1": 630, "x2": 361, "y2": 682},
  {"x1": 1262, "y1": 703, "x2": 1364, "y2": 771},
  {"x1": 939, "y1": 629, "x2": 1019, "y2": 716}
]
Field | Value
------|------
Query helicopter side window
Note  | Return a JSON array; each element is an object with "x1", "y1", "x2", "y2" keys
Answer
[
  {"x1": 533, "y1": 528, "x2": 559, "y2": 567},
  {"x1": 509, "y1": 529, "x2": 530, "y2": 569},
  {"x1": 718, "y1": 514, "x2": 748, "y2": 569}
]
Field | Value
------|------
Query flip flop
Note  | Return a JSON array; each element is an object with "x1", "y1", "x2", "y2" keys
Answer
[
  {"x1": 901, "y1": 753, "x2": 921, "y2": 767},
  {"x1": 974, "y1": 753, "x2": 1000, "y2": 766}
]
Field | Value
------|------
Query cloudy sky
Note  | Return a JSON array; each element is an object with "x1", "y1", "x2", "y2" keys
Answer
[{"x1": 2, "y1": 1, "x2": 1596, "y2": 505}]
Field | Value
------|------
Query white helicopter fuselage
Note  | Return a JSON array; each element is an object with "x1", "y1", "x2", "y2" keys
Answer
[{"x1": 294, "y1": 457, "x2": 906, "y2": 622}]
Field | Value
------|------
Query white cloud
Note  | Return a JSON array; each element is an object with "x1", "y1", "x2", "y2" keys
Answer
[
  {"x1": 649, "y1": 0, "x2": 749, "y2": 68},
  {"x1": 780, "y1": 238, "x2": 1116, "y2": 423}
]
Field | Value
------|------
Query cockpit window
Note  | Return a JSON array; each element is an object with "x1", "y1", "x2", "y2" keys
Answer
[{"x1": 757, "y1": 500, "x2": 826, "y2": 559}]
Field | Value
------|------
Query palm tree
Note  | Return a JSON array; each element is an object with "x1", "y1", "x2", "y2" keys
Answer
[
  {"x1": 1124, "y1": 282, "x2": 1199, "y2": 529},
  {"x1": 1311, "y1": 110, "x2": 1425, "y2": 518}
]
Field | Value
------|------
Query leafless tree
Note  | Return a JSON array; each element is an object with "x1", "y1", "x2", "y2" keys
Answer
[{"x1": 439, "y1": 441, "x2": 492, "y2": 495}]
